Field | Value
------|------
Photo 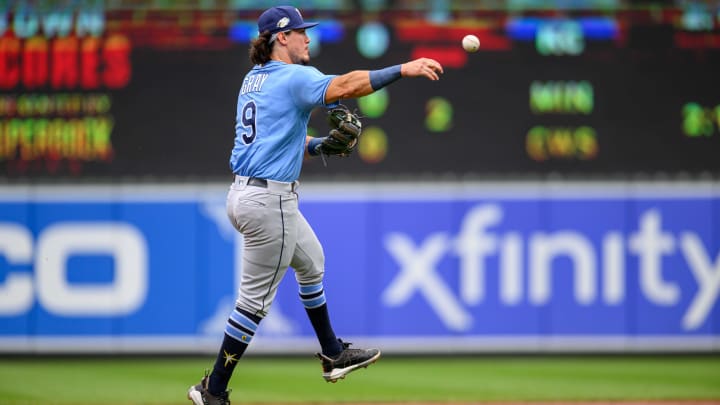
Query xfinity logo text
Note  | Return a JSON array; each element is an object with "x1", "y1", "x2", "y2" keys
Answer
[{"x1": 382, "y1": 204, "x2": 720, "y2": 332}]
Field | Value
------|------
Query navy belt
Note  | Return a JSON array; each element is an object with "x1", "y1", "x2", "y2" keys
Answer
[
  {"x1": 234, "y1": 175, "x2": 297, "y2": 192},
  {"x1": 247, "y1": 177, "x2": 268, "y2": 188}
]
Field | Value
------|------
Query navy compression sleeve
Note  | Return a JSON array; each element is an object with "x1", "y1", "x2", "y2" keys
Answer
[{"x1": 369, "y1": 65, "x2": 402, "y2": 91}]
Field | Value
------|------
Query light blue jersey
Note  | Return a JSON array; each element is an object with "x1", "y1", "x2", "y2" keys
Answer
[{"x1": 229, "y1": 61, "x2": 337, "y2": 182}]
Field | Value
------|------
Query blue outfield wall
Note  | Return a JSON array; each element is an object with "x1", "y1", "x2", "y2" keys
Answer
[{"x1": 0, "y1": 182, "x2": 718, "y2": 354}]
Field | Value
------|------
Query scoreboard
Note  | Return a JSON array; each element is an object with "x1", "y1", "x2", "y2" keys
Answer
[{"x1": 1, "y1": 4, "x2": 719, "y2": 181}]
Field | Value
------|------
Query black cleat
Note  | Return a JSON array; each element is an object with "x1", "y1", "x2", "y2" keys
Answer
[
  {"x1": 187, "y1": 371, "x2": 231, "y2": 405},
  {"x1": 316, "y1": 339, "x2": 381, "y2": 383}
]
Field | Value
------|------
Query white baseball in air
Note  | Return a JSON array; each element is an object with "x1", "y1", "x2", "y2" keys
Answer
[{"x1": 462, "y1": 34, "x2": 480, "y2": 52}]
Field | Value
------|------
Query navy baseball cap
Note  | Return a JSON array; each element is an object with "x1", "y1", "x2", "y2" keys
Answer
[{"x1": 257, "y1": 6, "x2": 318, "y2": 35}]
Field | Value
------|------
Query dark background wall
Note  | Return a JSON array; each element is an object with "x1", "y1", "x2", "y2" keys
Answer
[{"x1": 1, "y1": 1, "x2": 719, "y2": 182}]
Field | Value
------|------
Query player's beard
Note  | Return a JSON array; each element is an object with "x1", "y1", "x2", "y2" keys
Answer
[{"x1": 289, "y1": 50, "x2": 309, "y2": 65}]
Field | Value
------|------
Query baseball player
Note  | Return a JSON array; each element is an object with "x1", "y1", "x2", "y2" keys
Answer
[{"x1": 188, "y1": 5, "x2": 443, "y2": 405}]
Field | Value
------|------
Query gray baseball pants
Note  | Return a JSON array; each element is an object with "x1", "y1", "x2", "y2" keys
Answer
[{"x1": 226, "y1": 175, "x2": 325, "y2": 317}]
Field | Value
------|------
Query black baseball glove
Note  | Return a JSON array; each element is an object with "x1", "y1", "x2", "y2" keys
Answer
[{"x1": 314, "y1": 105, "x2": 362, "y2": 157}]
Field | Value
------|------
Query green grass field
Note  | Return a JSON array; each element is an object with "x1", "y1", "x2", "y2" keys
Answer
[{"x1": 0, "y1": 355, "x2": 718, "y2": 404}]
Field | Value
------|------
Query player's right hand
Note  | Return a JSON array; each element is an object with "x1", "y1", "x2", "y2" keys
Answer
[{"x1": 401, "y1": 58, "x2": 444, "y2": 81}]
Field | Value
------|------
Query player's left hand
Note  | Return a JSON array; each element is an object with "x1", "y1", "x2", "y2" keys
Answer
[{"x1": 314, "y1": 105, "x2": 362, "y2": 157}]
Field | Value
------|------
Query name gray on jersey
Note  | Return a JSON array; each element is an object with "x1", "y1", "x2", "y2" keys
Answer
[{"x1": 240, "y1": 74, "x2": 269, "y2": 95}]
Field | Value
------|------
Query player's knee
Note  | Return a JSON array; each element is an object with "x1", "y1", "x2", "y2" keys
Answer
[
  {"x1": 235, "y1": 299, "x2": 269, "y2": 319},
  {"x1": 295, "y1": 262, "x2": 324, "y2": 285},
  {"x1": 293, "y1": 250, "x2": 324, "y2": 282}
]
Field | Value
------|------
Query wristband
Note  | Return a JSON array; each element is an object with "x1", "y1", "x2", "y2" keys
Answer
[
  {"x1": 369, "y1": 65, "x2": 402, "y2": 91},
  {"x1": 307, "y1": 137, "x2": 324, "y2": 156}
]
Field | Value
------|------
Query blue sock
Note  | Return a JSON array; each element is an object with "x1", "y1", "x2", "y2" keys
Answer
[
  {"x1": 300, "y1": 283, "x2": 343, "y2": 357},
  {"x1": 208, "y1": 307, "x2": 261, "y2": 396}
]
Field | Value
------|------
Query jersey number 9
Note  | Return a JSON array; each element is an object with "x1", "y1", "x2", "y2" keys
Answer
[{"x1": 240, "y1": 101, "x2": 257, "y2": 144}]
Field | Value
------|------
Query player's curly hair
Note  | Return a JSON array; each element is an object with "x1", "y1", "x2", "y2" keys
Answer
[{"x1": 250, "y1": 31, "x2": 273, "y2": 65}]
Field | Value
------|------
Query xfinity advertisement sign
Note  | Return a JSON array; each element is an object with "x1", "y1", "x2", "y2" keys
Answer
[
  {"x1": 381, "y1": 205, "x2": 718, "y2": 333},
  {"x1": 0, "y1": 183, "x2": 718, "y2": 353}
]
